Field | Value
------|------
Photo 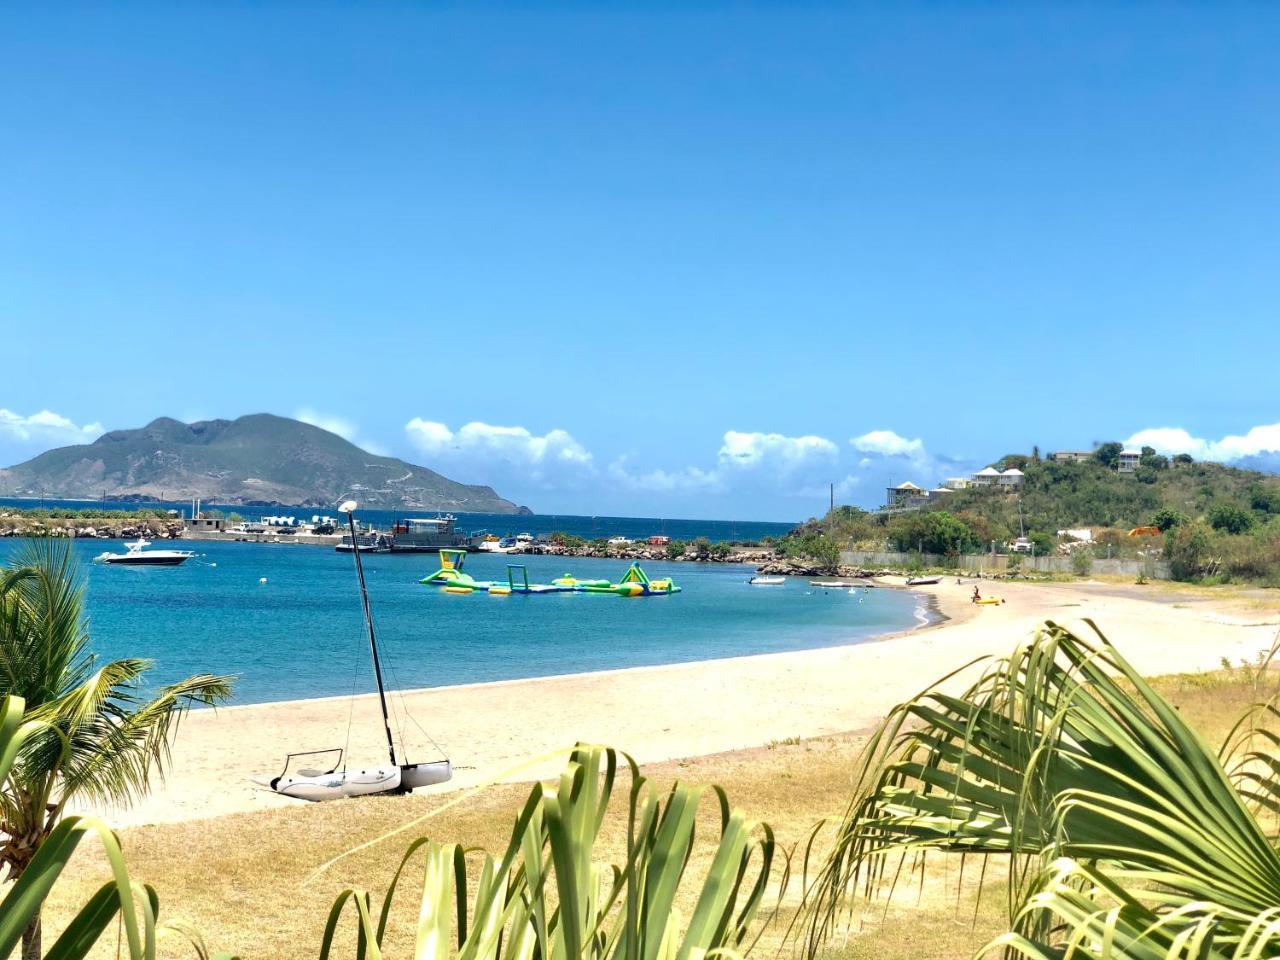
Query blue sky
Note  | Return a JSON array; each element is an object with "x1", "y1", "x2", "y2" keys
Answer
[{"x1": 3, "y1": 3, "x2": 1279, "y2": 520}]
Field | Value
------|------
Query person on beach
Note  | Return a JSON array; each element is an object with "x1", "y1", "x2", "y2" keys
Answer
[{"x1": 972, "y1": 585, "x2": 982, "y2": 603}]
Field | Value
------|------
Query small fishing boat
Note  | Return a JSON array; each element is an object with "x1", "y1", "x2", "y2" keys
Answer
[
  {"x1": 257, "y1": 501, "x2": 451, "y2": 802},
  {"x1": 94, "y1": 538, "x2": 193, "y2": 566},
  {"x1": 335, "y1": 532, "x2": 391, "y2": 553},
  {"x1": 748, "y1": 575, "x2": 786, "y2": 585},
  {"x1": 906, "y1": 576, "x2": 941, "y2": 586},
  {"x1": 809, "y1": 580, "x2": 873, "y2": 588}
]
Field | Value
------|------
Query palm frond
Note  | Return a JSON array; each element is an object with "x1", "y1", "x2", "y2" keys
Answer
[
  {"x1": 56, "y1": 671, "x2": 234, "y2": 808},
  {"x1": 0, "y1": 694, "x2": 165, "y2": 959},
  {"x1": 802, "y1": 619, "x2": 1280, "y2": 959}
]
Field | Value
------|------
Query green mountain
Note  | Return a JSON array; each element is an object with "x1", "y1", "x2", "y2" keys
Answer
[{"x1": 0, "y1": 414, "x2": 529, "y2": 513}]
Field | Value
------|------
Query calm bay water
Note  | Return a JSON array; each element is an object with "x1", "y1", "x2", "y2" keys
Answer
[{"x1": 0, "y1": 538, "x2": 927, "y2": 705}]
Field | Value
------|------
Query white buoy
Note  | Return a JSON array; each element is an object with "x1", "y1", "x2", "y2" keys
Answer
[
  {"x1": 210, "y1": 563, "x2": 217, "y2": 568},
  {"x1": 259, "y1": 577, "x2": 267, "y2": 584}
]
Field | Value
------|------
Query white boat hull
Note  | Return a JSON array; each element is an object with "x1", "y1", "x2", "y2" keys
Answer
[{"x1": 262, "y1": 760, "x2": 452, "y2": 802}]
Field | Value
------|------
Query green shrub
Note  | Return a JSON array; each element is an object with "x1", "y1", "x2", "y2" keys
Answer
[
  {"x1": 1071, "y1": 546, "x2": 1094, "y2": 576},
  {"x1": 1151, "y1": 507, "x2": 1188, "y2": 531},
  {"x1": 1208, "y1": 502, "x2": 1255, "y2": 534},
  {"x1": 887, "y1": 511, "x2": 978, "y2": 555}
]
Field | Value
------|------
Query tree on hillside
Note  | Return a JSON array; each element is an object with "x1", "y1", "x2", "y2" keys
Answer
[
  {"x1": 887, "y1": 511, "x2": 978, "y2": 556},
  {"x1": 0, "y1": 540, "x2": 232, "y2": 958},
  {"x1": 1249, "y1": 484, "x2": 1280, "y2": 515},
  {"x1": 1173, "y1": 452, "x2": 1195, "y2": 465},
  {"x1": 1208, "y1": 502, "x2": 1255, "y2": 535},
  {"x1": 1150, "y1": 507, "x2": 1188, "y2": 531},
  {"x1": 1139, "y1": 446, "x2": 1168, "y2": 471},
  {"x1": 1095, "y1": 441, "x2": 1123, "y2": 468}
]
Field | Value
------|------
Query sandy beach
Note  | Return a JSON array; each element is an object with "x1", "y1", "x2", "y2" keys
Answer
[{"x1": 110, "y1": 577, "x2": 1280, "y2": 827}]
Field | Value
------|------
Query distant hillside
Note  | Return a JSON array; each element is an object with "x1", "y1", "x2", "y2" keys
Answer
[
  {"x1": 781, "y1": 449, "x2": 1280, "y2": 578},
  {"x1": 0, "y1": 414, "x2": 529, "y2": 514}
]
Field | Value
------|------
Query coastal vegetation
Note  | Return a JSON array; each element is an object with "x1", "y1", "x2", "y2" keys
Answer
[
  {"x1": 0, "y1": 541, "x2": 232, "y2": 958},
  {"x1": 788, "y1": 453, "x2": 1280, "y2": 584},
  {"x1": 321, "y1": 745, "x2": 774, "y2": 960},
  {"x1": 803, "y1": 621, "x2": 1280, "y2": 959}
]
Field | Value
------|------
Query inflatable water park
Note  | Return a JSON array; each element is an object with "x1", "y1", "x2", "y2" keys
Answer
[{"x1": 420, "y1": 550, "x2": 681, "y2": 597}]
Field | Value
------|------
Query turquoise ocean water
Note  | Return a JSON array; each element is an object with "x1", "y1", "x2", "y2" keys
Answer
[{"x1": 0, "y1": 539, "x2": 928, "y2": 706}]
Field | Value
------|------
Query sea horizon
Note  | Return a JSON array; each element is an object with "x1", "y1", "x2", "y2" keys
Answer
[{"x1": 0, "y1": 495, "x2": 801, "y2": 543}]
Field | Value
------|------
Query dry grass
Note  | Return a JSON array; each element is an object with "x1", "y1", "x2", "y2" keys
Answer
[
  {"x1": 45, "y1": 734, "x2": 868, "y2": 958},
  {"x1": 37, "y1": 662, "x2": 1277, "y2": 959}
]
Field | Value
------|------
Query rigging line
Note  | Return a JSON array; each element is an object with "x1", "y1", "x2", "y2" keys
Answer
[
  {"x1": 381, "y1": 645, "x2": 447, "y2": 759},
  {"x1": 370, "y1": 611, "x2": 447, "y2": 761},
  {"x1": 365, "y1": 599, "x2": 410, "y2": 756},
  {"x1": 376, "y1": 634, "x2": 438, "y2": 759},
  {"x1": 341, "y1": 606, "x2": 364, "y2": 774}
]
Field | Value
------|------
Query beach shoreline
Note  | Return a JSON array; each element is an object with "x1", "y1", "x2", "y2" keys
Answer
[{"x1": 100, "y1": 576, "x2": 1277, "y2": 828}]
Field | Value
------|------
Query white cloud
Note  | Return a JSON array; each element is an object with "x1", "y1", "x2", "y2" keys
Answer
[
  {"x1": 296, "y1": 408, "x2": 357, "y2": 442},
  {"x1": 1126, "y1": 423, "x2": 1280, "y2": 462},
  {"x1": 397, "y1": 419, "x2": 959, "y2": 513},
  {"x1": 717, "y1": 431, "x2": 838, "y2": 470},
  {"x1": 405, "y1": 419, "x2": 593, "y2": 467},
  {"x1": 851, "y1": 429, "x2": 925, "y2": 458},
  {"x1": 607, "y1": 458, "x2": 722, "y2": 493},
  {"x1": 0, "y1": 409, "x2": 103, "y2": 447},
  {"x1": 296, "y1": 409, "x2": 388, "y2": 456}
]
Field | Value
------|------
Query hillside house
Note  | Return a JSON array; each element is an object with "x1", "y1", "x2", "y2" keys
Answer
[
  {"x1": 1049, "y1": 451, "x2": 1093, "y2": 463},
  {"x1": 885, "y1": 481, "x2": 928, "y2": 509},
  {"x1": 997, "y1": 468, "x2": 1025, "y2": 488},
  {"x1": 970, "y1": 466, "x2": 1001, "y2": 486},
  {"x1": 1118, "y1": 449, "x2": 1141, "y2": 473}
]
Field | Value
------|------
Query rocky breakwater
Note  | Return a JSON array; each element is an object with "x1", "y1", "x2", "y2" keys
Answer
[
  {"x1": 751, "y1": 557, "x2": 879, "y2": 578},
  {"x1": 537, "y1": 541, "x2": 776, "y2": 565},
  {"x1": 0, "y1": 513, "x2": 185, "y2": 540}
]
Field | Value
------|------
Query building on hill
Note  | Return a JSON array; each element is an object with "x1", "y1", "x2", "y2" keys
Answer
[
  {"x1": 1049, "y1": 450, "x2": 1093, "y2": 463},
  {"x1": 943, "y1": 477, "x2": 971, "y2": 490},
  {"x1": 970, "y1": 466, "x2": 1001, "y2": 486},
  {"x1": 885, "y1": 481, "x2": 927, "y2": 508},
  {"x1": 997, "y1": 467, "x2": 1025, "y2": 488},
  {"x1": 1118, "y1": 449, "x2": 1141, "y2": 473}
]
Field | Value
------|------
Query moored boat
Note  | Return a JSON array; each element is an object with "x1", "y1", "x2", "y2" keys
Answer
[
  {"x1": 748, "y1": 575, "x2": 786, "y2": 585},
  {"x1": 94, "y1": 538, "x2": 193, "y2": 566}
]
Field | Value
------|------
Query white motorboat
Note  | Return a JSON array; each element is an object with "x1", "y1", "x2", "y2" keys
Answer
[
  {"x1": 94, "y1": 538, "x2": 193, "y2": 566},
  {"x1": 748, "y1": 575, "x2": 786, "y2": 585},
  {"x1": 256, "y1": 500, "x2": 452, "y2": 802}
]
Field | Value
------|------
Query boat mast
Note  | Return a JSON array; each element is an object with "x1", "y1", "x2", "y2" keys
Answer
[{"x1": 343, "y1": 504, "x2": 398, "y2": 768}]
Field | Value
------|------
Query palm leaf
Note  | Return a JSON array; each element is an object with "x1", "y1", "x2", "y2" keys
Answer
[{"x1": 802, "y1": 619, "x2": 1280, "y2": 959}]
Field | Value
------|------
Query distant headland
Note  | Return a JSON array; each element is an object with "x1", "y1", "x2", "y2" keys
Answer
[{"x1": 0, "y1": 413, "x2": 530, "y2": 514}]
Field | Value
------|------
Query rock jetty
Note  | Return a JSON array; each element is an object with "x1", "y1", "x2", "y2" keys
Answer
[{"x1": 0, "y1": 514, "x2": 184, "y2": 540}]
